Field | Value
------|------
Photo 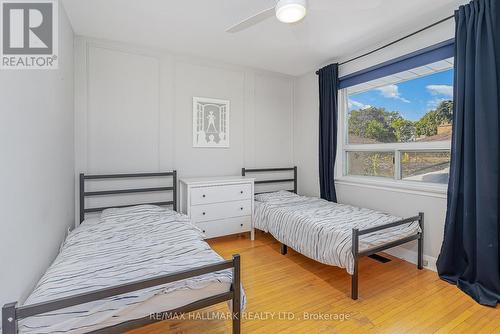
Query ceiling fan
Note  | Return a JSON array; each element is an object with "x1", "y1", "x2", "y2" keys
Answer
[{"x1": 226, "y1": 0, "x2": 308, "y2": 33}]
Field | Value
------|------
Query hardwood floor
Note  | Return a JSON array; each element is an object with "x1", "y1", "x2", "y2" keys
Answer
[{"x1": 128, "y1": 232, "x2": 499, "y2": 334}]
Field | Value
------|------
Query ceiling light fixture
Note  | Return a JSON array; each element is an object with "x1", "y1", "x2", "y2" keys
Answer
[{"x1": 275, "y1": 0, "x2": 307, "y2": 24}]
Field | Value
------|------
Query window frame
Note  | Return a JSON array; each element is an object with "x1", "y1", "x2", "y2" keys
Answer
[{"x1": 335, "y1": 89, "x2": 451, "y2": 196}]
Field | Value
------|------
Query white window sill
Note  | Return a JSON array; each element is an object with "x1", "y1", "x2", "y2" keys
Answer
[{"x1": 335, "y1": 176, "x2": 448, "y2": 198}]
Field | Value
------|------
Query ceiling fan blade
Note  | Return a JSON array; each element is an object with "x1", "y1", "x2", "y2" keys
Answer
[{"x1": 226, "y1": 7, "x2": 275, "y2": 33}]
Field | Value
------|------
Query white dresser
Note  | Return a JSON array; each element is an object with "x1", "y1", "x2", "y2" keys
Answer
[{"x1": 179, "y1": 176, "x2": 255, "y2": 240}]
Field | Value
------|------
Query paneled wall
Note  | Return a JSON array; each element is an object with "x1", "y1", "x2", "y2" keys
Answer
[{"x1": 75, "y1": 38, "x2": 294, "y2": 219}]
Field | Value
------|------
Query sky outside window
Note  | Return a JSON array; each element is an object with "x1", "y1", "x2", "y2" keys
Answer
[{"x1": 348, "y1": 69, "x2": 453, "y2": 121}]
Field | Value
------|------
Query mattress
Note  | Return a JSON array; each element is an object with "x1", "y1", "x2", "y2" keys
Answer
[
  {"x1": 19, "y1": 205, "x2": 244, "y2": 334},
  {"x1": 254, "y1": 191, "x2": 421, "y2": 274}
]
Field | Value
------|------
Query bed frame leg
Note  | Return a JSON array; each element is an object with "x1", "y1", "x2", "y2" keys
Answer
[
  {"x1": 417, "y1": 212, "x2": 424, "y2": 270},
  {"x1": 232, "y1": 255, "x2": 241, "y2": 334},
  {"x1": 351, "y1": 264, "x2": 359, "y2": 300},
  {"x1": 79, "y1": 173, "x2": 84, "y2": 223},
  {"x1": 351, "y1": 228, "x2": 359, "y2": 300},
  {"x1": 172, "y1": 170, "x2": 178, "y2": 212},
  {"x1": 280, "y1": 243, "x2": 287, "y2": 255},
  {"x1": 2, "y1": 302, "x2": 18, "y2": 334}
]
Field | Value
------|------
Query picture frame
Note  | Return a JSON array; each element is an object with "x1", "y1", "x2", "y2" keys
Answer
[{"x1": 192, "y1": 97, "x2": 230, "y2": 148}]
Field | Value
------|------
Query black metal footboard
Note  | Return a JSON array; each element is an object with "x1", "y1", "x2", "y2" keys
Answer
[
  {"x1": 278, "y1": 212, "x2": 424, "y2": 300},
  {"x1": 2, "y1": 255, "x2": 241, "y2": 334},
  {"x1": 351, "y1": 212, "x2": 424, "y2": 300}
]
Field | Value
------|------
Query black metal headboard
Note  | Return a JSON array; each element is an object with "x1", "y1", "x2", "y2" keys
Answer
[
  {"x1": 79, "y1": 171, "x2": 177, "y2": 223},
  {"x1": 241, "y1": 166, "x2": 297, "y2": 195}
]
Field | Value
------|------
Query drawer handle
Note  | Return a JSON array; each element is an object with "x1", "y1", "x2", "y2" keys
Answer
[
  {"x1": 240, "y1": 224, "x2": 243, "y2": 227},
  {"x1": 202, "y1": 212, "x2": 206, "y2": 215},
  {"x1": 240, "y1": 207, "x2": 243, "y2": 210},
  {"x1": 202, "y1": 230, "x2": 206, "y2": 233},
  {"x1": 202, "y1": 194, "x2": 206, "y2": 198},
  {"x1": 240, "y1": 191, "x2": 243, "y2": 194}
]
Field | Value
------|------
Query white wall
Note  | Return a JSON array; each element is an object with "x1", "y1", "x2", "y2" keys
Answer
[
  {"x1": 0, "y1": 5, "x2": 74, "y2": 309},
  {"x1": 75, "y1": 38, "x2": 294, "y2": 213},
  {"x1": 293, "y1": 72, "x2": 320, "y2": 197},
  {"x1": 293, "y1": 21, "x2": 455, "y2": 270}
]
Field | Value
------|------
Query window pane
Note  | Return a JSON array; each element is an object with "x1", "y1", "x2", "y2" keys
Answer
[
  {"x1": 347, "y1": 65, "x2": 454, "y2": 144},
  {"x1": 347, "y1": 151, "x2": 394, "y2": 178},
  {"x1": 401, "y1": 151, "x2": 450, "y2": 184}
]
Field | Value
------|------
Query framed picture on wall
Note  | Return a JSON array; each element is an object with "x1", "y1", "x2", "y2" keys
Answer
[{"x1": 192, "y1": 97, "x2": 230, "y2": 148}]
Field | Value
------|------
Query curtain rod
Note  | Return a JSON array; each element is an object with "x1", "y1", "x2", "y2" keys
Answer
[{"x1": 315, "y1": 14, "x2": 455, "y2": 74}]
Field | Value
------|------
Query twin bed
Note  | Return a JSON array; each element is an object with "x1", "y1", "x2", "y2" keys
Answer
[
  {"x1": 3, "y1": 172, "x2": 242, "y2": 334},
  {"x1": 3, "y1": 167, "x2": 424, "y2": 333},
  {"x1": 243, "y1": 167, "x2": 424, "y2": 300}
]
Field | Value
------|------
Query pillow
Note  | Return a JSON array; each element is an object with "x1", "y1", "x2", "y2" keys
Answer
[
  {"x1": 101, "y1": 204, "x2": 169, "y2": 220},
  {"x1": 254, "y1": 190, "x2": 299, "y2": 202}
]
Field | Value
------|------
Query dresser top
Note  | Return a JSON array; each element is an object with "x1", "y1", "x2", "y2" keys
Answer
[{"x1": 179, "y1": 176, "x2": 255, "y2": 185}]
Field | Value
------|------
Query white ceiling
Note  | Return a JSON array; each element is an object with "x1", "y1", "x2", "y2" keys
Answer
[{"x1": 61, "y1": 0, "x2": 466, "y2": 76}]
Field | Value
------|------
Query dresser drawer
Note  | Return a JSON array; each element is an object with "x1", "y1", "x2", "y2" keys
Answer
[
  {"x1": 191, "y1": 183, "x2": 252, "y2": 205},
  {"x1": 196, "y1": 216, "x2": 251, "y2": 239},
  {"x1": 191, "y1": 200, "x2": 251, "y2": 223}
]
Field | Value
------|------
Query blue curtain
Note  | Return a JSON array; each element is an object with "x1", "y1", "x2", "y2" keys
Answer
[
  {"x1": 318, "y1": 64, "x2": 338, "y2": 202},
  {"x1": 437, "y1": 0, "x2": 500, "y2": 307}
]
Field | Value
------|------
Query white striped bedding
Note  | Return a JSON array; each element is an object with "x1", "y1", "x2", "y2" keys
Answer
[
  {"x1": 19, "y1": 205, "x2": 245, "y2": 334},
  {"x1": 254, "y1": 191, "x2": 420, "y2": 274}
]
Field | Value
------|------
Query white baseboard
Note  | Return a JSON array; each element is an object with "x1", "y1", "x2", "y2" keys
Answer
[{"x1": 383, "y1": 246, "x2": 437, "y2": 272}]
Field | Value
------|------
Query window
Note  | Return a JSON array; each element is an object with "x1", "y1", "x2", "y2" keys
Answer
[
  {"x1": 347, "y1": 151, "x2": 394, "y2": 178},
  {"x1": 340, "y1": 57, "x2": 453, "y2": 186},
  {"x1": 400, "y1": 151, "x2": 450, "y2": 183}
]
